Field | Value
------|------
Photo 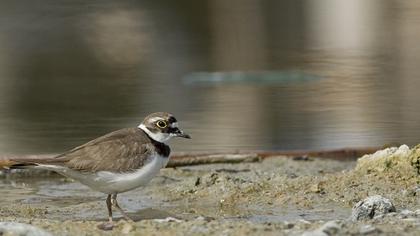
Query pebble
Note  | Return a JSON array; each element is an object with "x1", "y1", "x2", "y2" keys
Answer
[
  {"x1": 301, "y1": 220, "x2": 341, "y2": 236},
  {"x1": 121, "y1": 222, "x2": 135, "y2": 234},
  {"x1": 359, "y1": 224, "x2": 378, "y2": 235},
  {"x1": 298, "y1": 219, "x2": 312, "y2": 224},
  {"x1": 154, "y1": 217, "x2": 182, "y2": 223},
  {"x1": 319, "y1": 221, "x2": 341, "y2": 235},
  {"x1": 0, "y1": 222, "x2": 52, "y2": 236},
  {"x1": 400, "y1": 209, "x2": 414, "y2": 216},
  {"x1": 414, "y1": 186, "x2": 420, "y2": 195},
  {"x1": 301, "y1": 230, "x2": 328, "y2": 236},
  {"x1": 195, "y1": 216, "x2": 215, "y2": 222},
  {"x1": 398, "y1": 209, "x2": 414, "y2": 219}
]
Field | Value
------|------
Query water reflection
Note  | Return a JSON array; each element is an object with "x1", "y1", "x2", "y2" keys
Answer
[{"x1": 0, "y1": 0, "x2": 419, "y2": 154}]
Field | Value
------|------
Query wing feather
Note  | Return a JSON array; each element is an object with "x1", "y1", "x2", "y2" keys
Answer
[{"x1": 29, "y1": 128, "x2": 154, "y2": 173}]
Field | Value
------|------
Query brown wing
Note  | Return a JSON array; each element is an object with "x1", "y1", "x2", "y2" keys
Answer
[{"x1": 38, "y1": 128, "x2": 155, "y2": 173}]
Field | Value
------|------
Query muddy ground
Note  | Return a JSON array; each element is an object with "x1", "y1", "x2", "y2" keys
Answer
[{"x1": 0, "y1": 145, "x2": 419, "y2": 235}]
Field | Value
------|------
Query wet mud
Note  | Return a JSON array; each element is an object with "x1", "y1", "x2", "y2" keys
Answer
[{"x1": 0, "y1": 145, "x2": 419, "y2": 235}]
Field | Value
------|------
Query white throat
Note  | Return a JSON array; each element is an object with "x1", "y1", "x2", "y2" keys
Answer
[{"x1": 138, "y1": 124, "x2": 171, "y2": 143}]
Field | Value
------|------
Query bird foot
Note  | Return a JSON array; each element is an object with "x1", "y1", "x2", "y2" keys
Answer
[{"x1": 97, "y1": 221, "x2": 114, "y2": 231}]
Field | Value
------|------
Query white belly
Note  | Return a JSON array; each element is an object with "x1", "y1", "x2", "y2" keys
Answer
[{"x1": 39, "y1": 155, "x2": 169, "y2": 194}]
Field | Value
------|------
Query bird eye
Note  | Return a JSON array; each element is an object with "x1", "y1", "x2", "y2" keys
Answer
[{"x1": 156, "y1": 120, "x2": 168, "y2": 128}]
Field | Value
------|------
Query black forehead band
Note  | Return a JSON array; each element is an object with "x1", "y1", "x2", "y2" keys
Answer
[{"x1": 168, "y1": 116, "x2": 177, "y2": 123}]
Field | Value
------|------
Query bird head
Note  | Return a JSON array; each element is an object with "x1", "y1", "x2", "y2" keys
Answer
[{"x1": 138, "y1": 112, "x2": 191, "y2": 143}]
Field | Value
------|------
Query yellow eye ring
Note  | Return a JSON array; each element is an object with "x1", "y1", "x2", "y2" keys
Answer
[{"x1": 156, "y1": 120, "x2": 168, "y2": 128}]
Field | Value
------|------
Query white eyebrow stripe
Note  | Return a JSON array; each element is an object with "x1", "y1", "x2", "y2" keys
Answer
[{"x1": 148, "y1": 117, "x2": 161, "y2": 123}]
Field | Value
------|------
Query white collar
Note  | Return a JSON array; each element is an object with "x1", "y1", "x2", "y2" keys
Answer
[{"x1": 138, "y1": 124, "x2": 171, "y2": 143}]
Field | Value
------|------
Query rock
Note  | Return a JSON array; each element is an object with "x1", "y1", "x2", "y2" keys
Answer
[
  {"x1": 399, "y1": 209, "x2": 414, "y2": 218},
  {"x1": 356, "y1": 145, "x2": 419, "y2": 178},
  {"x1": 318, "y1": 221, "x2": 341, "y2": 235},
  {"x1": 359, "y1": 224, "x2": 379, "y2": 235},
  {"x1": 309, "y1": 182, "x2": 325, "y2": 193},
  {"x1": 301, "y1": 230, "x2": 328, "y2": 236},
  {"x1": 154, "y1": 217, "x2": 182, "y2": 223},
  {"x1": 195, "y1": 216, "x2": 215, "y2": 222},
  {"x1": 0, "y1": 222, "x2": 52, "y2": 236},
  {"x1": 415, "y1": 186, "x2": 420, "y2": 195},
  {"x1": 199, "y1": 172, "x2": 221, "y2": 186},
  {"x1": 97, "y1": 222, "x2": 114, "y2": 231},
  {"x1": 351, "y1": 195, "x2": 396, "y2": 221},
  {"x1": 298, "y1": 219, "x2": 312, "y2": 225},
  {"x1": 121, "y1": 222, "x2": 135, "y2": 234},
  {"x1": 292, "y1": 156, "x2": 312, "y2": 161},
  {"x1": 284, "y1": 222, "x2": 294, "y2": 229},
  {"x1": 301, "y1": 221, "x2": 341, "y2": 236},
  {"x1": 372, "y1": 214, "x2": 384, "y2": 220}
]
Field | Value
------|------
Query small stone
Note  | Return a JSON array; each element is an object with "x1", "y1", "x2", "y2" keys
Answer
[
  {"x1": 292, "y1": 156, "x2": 311, "y2": 161},
  {"x1": 402, "y1": 218, "x2": 418, "y2": 222},
  {"x1": 194, "y1": 177, "x2": 201, "y2": 186},
  {"x1": 310, "y1": 184, "x2": 321, "y2": 193},
  {"x1": 373, "y1": 214, "x2": 385, "y2": 220},
  {"x1": 301, "y1": 231, "x2": 328, "y2": 236},
  {"x1": 195, "y1": 216, "x2": 214, "y2": 222},
  {"x1": 121, "y1": 222, "x2": 134, "y2": 234},
  {"x1": 154, "y1": 217, "x2": 182, "y2": 223},
  {"x1": 284, "y1": 222, "x2": 294, "y2": 229},
  {"x1": 386, "y1": 212, "x2": 397, "y2": 217},
  {"x1": 298, "y1": 219, "x2": 312, "y2": 224},
  {"x1": 400, "y1": 209, "x2": 414, "y2": 216},
  {"x1": 351, "y1": 195, "x2": 396, "y2": 221},
  {"x1": 359, "y1": 224, "x2": 378, "y2": 235},
  {"x1": 200, "y1": 172, "x2": 221, "y2": 186},
  {"x1": 0, "y1": 222, "x2": 52, "y2": 236},
  {"x1": 301, "y1": 221, "x2": 341, "y2": 236},
  {"x1": 97, "y1": 222, "x2": 114, "y2": 231},
  {"x1": 414, "y1": 186, "x2": 420, "y2": 195},
  {"x1": 196, "y1": 216, "x2": 205, "y2": 221},
  {"x1": 309, "y1": 182, "x2": 325, "y2": 193},
  {"x1": 319, "y1": 221, "x2": 341, "y2": 235}
]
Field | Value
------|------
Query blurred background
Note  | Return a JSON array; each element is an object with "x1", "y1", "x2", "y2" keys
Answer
[{"x1": 0, "y1": 0, "x2": 419, "y2": 154}]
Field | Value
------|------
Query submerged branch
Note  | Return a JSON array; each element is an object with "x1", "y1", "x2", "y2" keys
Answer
[
  {"x1": 166, "y1": 153, "x2": 261, "y2": 168},
  {"x1": 167, "y1": 147, "x2": 379, "y2": 167},
  {"x1": 0, "y1": 147, "x2": 379, "y2": 169}
]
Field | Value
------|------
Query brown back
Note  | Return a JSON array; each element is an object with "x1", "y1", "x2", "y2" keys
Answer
[{"x1": 19, "y1": 128, "x2": 170, "y2": 173}]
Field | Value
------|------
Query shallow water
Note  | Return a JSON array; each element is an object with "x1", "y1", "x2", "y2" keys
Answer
[
  {"x1": 0, "y1": 176, "x2": 351, "y2": 223},
  {"x1": 1, "y1": 1, "x2": 420, "y2": 154},
  {"x1": 0, "y1": 157, "x2": 354, "y2": 223}
]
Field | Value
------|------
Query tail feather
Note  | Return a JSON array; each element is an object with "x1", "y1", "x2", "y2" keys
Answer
[
  {"x1": 8, "y1": 163, "x2": 37, "y2": 169},
  {"x1": 0, "y1": 160, "x2": 36, "y2": 169},
  {"x1": 0, "y1": 154, "x2": 59, "y2": 170},
  {"x1": 0, "y1": 160, "x2": 17, "y2": 169}
]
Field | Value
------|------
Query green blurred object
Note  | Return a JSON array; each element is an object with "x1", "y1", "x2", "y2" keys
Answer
[{"x1": 183, "y1": 71, "x2": 322, "y2": 86}]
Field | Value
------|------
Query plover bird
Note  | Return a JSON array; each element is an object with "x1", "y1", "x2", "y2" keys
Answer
[{"x1": 1, "y1": 112, "x2": 190, "y2": 229}]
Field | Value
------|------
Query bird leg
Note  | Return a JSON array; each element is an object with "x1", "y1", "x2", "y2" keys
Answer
[
  {"x1": 97, "y1": 194, "x2": 114, "y2": 230},
  {"x1": 111, "y1": 194, "x2": 134, "y2": 222},
  {"x1": 106, "y1": 194, "x2": 113, "y2": 223}
]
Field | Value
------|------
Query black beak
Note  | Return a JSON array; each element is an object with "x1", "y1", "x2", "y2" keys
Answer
[{"x1": 172, "y1": 128, "x2": 191, "y2": 139}]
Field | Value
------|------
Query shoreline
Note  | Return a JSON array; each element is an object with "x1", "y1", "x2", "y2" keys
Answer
[{"x1": 1, "y1": 145, "x2": 419, "y2": 235}]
